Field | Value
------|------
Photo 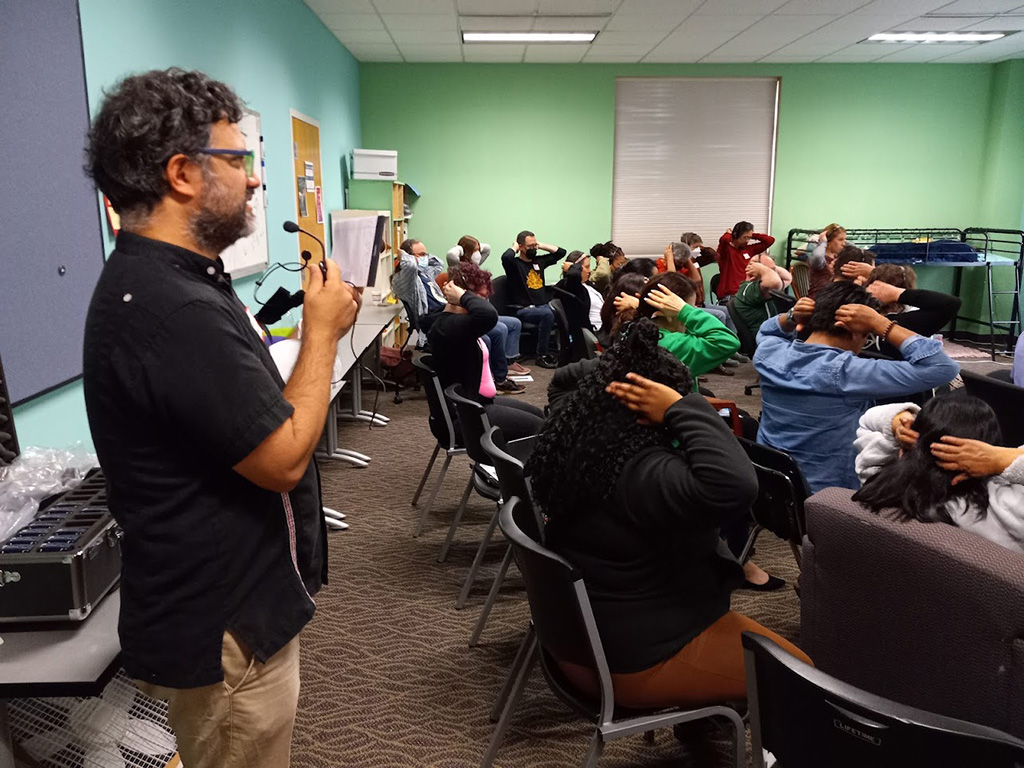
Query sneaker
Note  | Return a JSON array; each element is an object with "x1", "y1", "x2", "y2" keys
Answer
[
  {"x1": 508, "y1": 361, "x2": 532, "y2": 375},
  {"x1": 710, "y1": 365, "x2": 735, "y2": 376},
  {"x1": 535, "y1": 355, "x2": 558, "y2": 369},
  {"x1": 733, "y1": 352, "x2": 751, "y2": 363},
  {"x1": 721, "y1": 357, "x2": 740, "y2": 367},
  {"x1": 495, "y1": 379, "x2": 526, "y2": 395}
]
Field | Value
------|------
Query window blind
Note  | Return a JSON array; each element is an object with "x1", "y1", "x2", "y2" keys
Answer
[{"x1": 612, "y1": 77, "x2": 779, "y2": 258}]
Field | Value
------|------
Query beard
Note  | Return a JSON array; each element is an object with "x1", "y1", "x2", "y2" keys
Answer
[{"x1": 190, "y1": 171, "x2": 254, "y2": 255}]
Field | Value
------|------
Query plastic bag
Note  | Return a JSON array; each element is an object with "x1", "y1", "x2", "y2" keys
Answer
[{"x1": 0, "y1": 445, "x2": 99, "y2": 543}]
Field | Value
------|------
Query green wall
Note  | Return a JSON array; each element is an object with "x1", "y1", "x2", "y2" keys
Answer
[
  {"x1": 361, "y1": 61, "x2": 1021, "y2": 322},
  {"x1": 12, "y1": 0, "x2": 361, "y2": 450}
]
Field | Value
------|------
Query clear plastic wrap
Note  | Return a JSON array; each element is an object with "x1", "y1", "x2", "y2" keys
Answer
[{"x1": 0, "y1": 445, "x2": 99, "y2": 543}]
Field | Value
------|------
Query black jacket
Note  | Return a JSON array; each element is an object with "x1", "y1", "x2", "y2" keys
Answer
[
  {"x1": 866, "y1": 288, "x2": 962, "y2": 359},
  {"x1": 426, "y1": 292, "x2": 498, "y2": 404},
  {"x1": 545, "y1": 394, "x2": 756, "y2": 673}
]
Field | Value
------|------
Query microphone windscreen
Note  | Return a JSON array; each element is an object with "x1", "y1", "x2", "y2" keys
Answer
[{"x1": 283, "y1": 220, "x2": 300, "y2": 233}]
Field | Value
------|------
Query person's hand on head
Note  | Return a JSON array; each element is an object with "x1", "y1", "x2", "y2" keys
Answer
[
  {"x1": 510, "y1": 241, "x2": 520, "y2": 253},
  {"x1": 834, "y1": 303, "x2": 887, "y2": 335},
  {"x1": 302, "y1": 258, "x2": 359, "y2": 342},
  {"x1": 841, "y1": 261, "x2": 874, "y2": 280},
  {"x1": 561, "y1": 260, "x2": 571, "y2": 274},
  {"x1": 663, "y1": 244, "x2": 675, "y2": 270},
  {"x1": 643, "y1": 285, "x2": 686, "y2": 318},
  {"x1": 867, "y1": 281, "x2": 904, "y2": 305},
  {"x1": 790, "y1": 296, "x2": 815, "y2": 332},
  {"x1": 614, "y1": 292, "x2": 640, "y2": 312},
  {"x1": 930, "y1": 436, "x2": 1021, "y2": 486},
  {"x1": 891, "y1": 410, "x2": 920, "y2": 451},
  {"x1": 606, "y1": 372, "x2": 683, "y2": 425},
  {"x1": 745, "y1": 261, "x2": 769, "y2": 281},
  {"x1": 442, "y1": 280, "x2": 466, "y2": 305}
]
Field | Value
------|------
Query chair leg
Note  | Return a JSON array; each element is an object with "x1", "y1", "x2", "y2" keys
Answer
[
  {"x1": 789, "y1": 540, "x2": 802, "y2": 569},
  {"x1": 469, "y1": 546, "x2": 514, "y2": 647},
  {"x1": 722, "y1": 707, "x2": 747, "y2": 768},
  {"x1": 456, "y1": 504, "x2": 501, "y2": 610},
  {"x1": 439, "y1": 474, "x2": 473, "y2": 563},
  {"x1": 480, "y1": 634, "x2": 538, "y2": 768},
  {"x1": 580, "y1": 730, "x2": 604, "y2": 768},
  {"x1": 411, "y1": 444, "x2": 441, "y2": 506},
  {"x1": 414, "y1": 454, "x2": 452, "y2": 538},
  {"x1": 490, "y1": 626, "x2": 535, "y2": 723},
  {"x1": 739, "y1": 524, "x2": 763, "y2": 564}
]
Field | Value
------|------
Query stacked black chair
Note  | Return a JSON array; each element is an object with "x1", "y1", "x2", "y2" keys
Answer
[
  {"x1": 470, "y1": 427, "x2": 538, "y2": 646},
  {"x1": 742, "y1": 631, "x2": 1024, "y2": 768},
  {"x1": 482, "y1": 497, "x2": 745, "y2": 768},
  {"x1": 737, "y1": 438, "x2": 811, "y2": 568},
  {"x1": 410, "y1": 355, "x2": 466, "y2": 537},
  {"x1": 960, "y1": 368, "x2": 1024, "y2": 446},
  {"x1": 490, "y1": 275, "x2": 538, "y2": 355}
]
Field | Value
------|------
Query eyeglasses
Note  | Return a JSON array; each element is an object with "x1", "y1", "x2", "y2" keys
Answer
[{"x1": 198, "y1": 148, "x2": 255, "y2": 177}]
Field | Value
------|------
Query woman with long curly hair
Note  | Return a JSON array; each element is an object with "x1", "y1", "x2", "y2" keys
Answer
[{"x1": 525, "y1": 318, "x2": 810, "y2": 708}]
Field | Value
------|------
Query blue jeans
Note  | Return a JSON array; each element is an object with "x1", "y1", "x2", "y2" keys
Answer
[
  {"x1": 516, "y1": 304, "x2": 555, "y2": 356},
  {"x1": 496, "y1": 315, "x2": 521, "y2": 359},
  {"x1": 482, "y1": 326, "x2": 508, "y2": 382},
  {"x1": 702, "y1": 304, "x2": 737, "y2": 335}
]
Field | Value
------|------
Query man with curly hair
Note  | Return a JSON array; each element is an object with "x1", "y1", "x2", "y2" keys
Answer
[{"x1": 82, "y1": 69, "x2": 360, "y2": 767}]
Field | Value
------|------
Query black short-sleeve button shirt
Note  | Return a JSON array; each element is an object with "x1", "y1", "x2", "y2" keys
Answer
[{"x1": 83, "y1": 232, "x2": 327, "y2": 689}]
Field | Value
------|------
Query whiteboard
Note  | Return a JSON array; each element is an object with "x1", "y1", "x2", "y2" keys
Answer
[{"x1": 220, "y1": 108, "x2": 269, "y2": 278}]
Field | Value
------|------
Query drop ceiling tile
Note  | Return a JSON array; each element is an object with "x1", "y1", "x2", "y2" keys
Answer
[
  {"x1": 774, "y1": 0, "x2": 873, "y2": 14},
  {"x1": 523, "y1": 43, "x2": 589, "y2": 61},
  {"x1": 932, "y1": 0, "x2": 1024, "y2": 12},
  {"x1": 597, "y1": 29, "x2": 672, "y2": 44},
  {"x1": 700, "y1": 53, "x2": 764, "y2": 61},
  {"x1": 706, "y1": 13, "x2": 838, "y2": 58},
  {"x1": 372, "y1": 0, "x2": 453, "y2": 13},
  {"x1": 932, "y1": 43, "x2": 1023, "y2": 60},
  {"x1": 537, "y1": 0, "x2": 619, "y2": 12},
  {"x1": 463, "y1": 44, "x2": 527, "y2": 61},
  {"x1": 582, "y1": 52, "x2": 645, "y2": 61},
  {"x1": 459, "y1": 15, "x2": 534, "y2": 31},
  {"x1": 342, "y1": 41, "x2": 403, "y2": 59},
  {"x1": 532, "y1": 16, "x2": 614, "y2": 31},
  {"x1": 335, "y1": 29, "x2": 395, "y2": 44},
  {"x1": 846, "y1": 0, "x2": 951, "y2": 18},
  {"x1": 389, "y1": 27, "x2": 461, "y2": 43},
  {"x1": 588, "y1": 42, "x2": 659, "y2": 55},
  {"x1": 760, "y1": 54, "x2": 822, "y2": 61},
  {"x1": 382, "y1": 14, "x2": 458, "y2": 30},
  {"x1": 643, "y1": 14, "x2": 764, "y2": 61},
  {"x1": 397, "y1": 44, "x2": 464, "y2": 60},
  {"x1": 873, "y1": 42, "x2": 979, "y2": 59},
  {"x1": 885, "y1": 15, "x2": 980, "y2": 30},
  {"x1": 962, "y1": 16, "x2": 1024, "y2": 29},
  {"x1": 692, "y1": 0, "x2": 790, "y2": 14},
  {"x1": 306, "y1": 0, "x2": 376, "y2": 13},
  {"x1": 321, "y1": 12, "x2": 386, "y2": 30},
  {"x1": 816, "y1": 42, "x2": 911, "y2": 61},
  {"x1": 457, "y1": 0, "x2": 539, "y2": 13},
  {"x1": 613, "y1": 0, "x2": 701, "y2": 18},
  {"x1": 770, "y1": 15, "x2": 903, "y2": 55}
]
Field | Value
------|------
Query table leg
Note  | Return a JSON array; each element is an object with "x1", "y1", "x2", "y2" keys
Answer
[
  {"x1": 341, "y1": 356, "x2": 388, "y2": 427},
  {"x1": 315, "y1": 399, "x2": 370, "y2": 467}
]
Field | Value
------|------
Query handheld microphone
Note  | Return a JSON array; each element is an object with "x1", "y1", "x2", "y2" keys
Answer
[{"x1": 283, "y1": 220, "x2": 328, "y2": 284}]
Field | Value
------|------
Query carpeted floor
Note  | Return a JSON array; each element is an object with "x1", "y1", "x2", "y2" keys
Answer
[{"x1": 291, "y1": 359, "x2": 800, "y2": 768}]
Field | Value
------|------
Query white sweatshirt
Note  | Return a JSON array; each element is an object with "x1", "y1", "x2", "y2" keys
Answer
[{"x1": 854, "y1": 402, "x2": 1024, "y2": 555}]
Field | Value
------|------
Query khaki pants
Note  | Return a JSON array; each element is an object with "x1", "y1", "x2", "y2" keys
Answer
[{"x1": 137, "y1": 631, "x2": 300, "y2": 768}]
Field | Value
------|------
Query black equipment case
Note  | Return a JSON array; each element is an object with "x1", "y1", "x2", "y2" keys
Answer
[{"x1": 0, "y1": 470, "x2": 121, "y2": 622}]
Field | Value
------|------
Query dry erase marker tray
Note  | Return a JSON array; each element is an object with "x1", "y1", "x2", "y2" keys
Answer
[{"x1": 0, "y1": 471, "x2": 122, "y2": 623}]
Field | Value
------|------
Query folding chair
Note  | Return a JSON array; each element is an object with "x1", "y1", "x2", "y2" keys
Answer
[
  {"x1": 737, "y1": 438, "x2": 811, "y2": 568},
  {"x1": 482, "y1": 497, "x2": 745, "y2": 768}
]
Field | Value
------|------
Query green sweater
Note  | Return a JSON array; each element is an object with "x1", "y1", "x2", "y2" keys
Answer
[{"x1": 657, "y1": 302, "x2": 740, "y2": 377}]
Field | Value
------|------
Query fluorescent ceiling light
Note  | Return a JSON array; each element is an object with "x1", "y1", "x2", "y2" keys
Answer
[
  {"x1": 868, "y1": 31, "x2": 1005, "y2": 43},
  {"x1": 462, "y1": 31, "x2": 597, "y2": 43}
]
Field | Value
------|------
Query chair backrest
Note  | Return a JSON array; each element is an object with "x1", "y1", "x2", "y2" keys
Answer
[
  {"x1": 480, "y1": 427, "x2": 545, "y2": 542},
  {"x1": 549, "y1": 297, "x2": 573, "y2": 362},
  {"x1": 791, "y1": 261, "x2": 810, "y2": 299},
  {"x1": 738, "y1": 438, "x2": 811, "y2": 543},
  {"x1": 499, "y1": 498, "x2": 611, "y2": 718},
  {"x1": 444, "y1": 383, "x2": 491, "y2": 465},
  {"x1": 491, "y1": 274, "x2": 518, "y2": 315},
  {"x1": 742, "y1": 631, "x2": 1024, "y2": 768},
  {"x1": 726, "y1": 296, "x2": 758, "y2": 357},
  {"x1": 412, "y1": 354, "x2": 459, "y2": 450},
  {"x1": 710, "y1": 272, "x2": 721, "y2": 302},
  {"x1": 960, "y1": 368, "x2": 1024, "y2": 446},
  {"x1": 767, "y1": 289, "x2": 796, "y2": 313}
]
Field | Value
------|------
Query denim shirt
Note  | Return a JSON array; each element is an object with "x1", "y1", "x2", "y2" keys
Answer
[{"x1": 753, "y1": 316, "x2": 960, "y2": 493}]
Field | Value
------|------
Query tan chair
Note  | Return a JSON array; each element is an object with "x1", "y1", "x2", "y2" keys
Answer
[{"x1": 791, "y1": 261, "x2": 810, "y2": 299}]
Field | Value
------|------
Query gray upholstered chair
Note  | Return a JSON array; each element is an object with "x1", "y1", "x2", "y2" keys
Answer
[{"x1": 800, "y1": 487, "x2": 1024, "y2": 740}]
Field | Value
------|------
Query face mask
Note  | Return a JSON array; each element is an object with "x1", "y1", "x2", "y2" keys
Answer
[
  {"x1": 471, "y1": 251, "x2": 482, "y2": 264},
  {"x1": 415, "y1": 255, "x2": 430, "y2": 266},
  {"x1": 525, "y1": 248, "x2": 538, "y2": 259}
]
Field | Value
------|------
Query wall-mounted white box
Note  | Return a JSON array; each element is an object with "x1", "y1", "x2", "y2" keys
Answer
[{"x1": 352, "y1": 149, "x2": 397, "y2": 180}]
